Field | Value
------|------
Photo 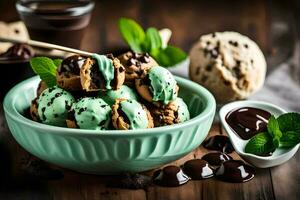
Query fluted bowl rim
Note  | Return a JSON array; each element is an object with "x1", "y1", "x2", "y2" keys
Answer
[{"x1": 4, "y1": 76, "x2": 216, "y2": 137}]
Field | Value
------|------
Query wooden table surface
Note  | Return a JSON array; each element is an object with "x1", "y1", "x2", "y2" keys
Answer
[
  {"x1": 0, "y1": 0, "x2": 299, "y2": 199},
  {"x1": 0, "y1": 110, "x2": 299, "y2": 200}
]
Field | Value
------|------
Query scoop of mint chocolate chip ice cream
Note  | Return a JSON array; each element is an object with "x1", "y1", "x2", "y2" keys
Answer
[
  {"x1": 135, "y1": 66, "x2": 179, "y2": 106},
  {"x1": 67, "y1": 97, "x2": 111, "y2": 130},
  {"x1": 37, "y1": 86, "x2": 75, "y2": 127},
  {"x1": 101, "y1": 85, "x2": 139, "y2": 106}
]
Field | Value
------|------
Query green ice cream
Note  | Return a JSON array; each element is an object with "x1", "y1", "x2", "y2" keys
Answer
[
  {"x1": 38, "y1": 86, "x2": 75, "y2": 127},
  {"x1": 73, "y1": 97, "x2": 111, "y2": 130},
  {"x1": 120, "y1": 99, "x2": 148, "y2": 129},
  {"x1": 102, "y1": 85, "x2": 138, "y2": 105},
  {"x1": 92, "y1": 54, "x2": 114, "y2": 90},
  {"x1": 174, "y1": 98, "x2": 190, "y2": 123},
  {"x1": 148, "y1": 66, "x2": 177, "y2": 105}
]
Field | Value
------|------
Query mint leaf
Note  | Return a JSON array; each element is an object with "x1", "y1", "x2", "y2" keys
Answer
[
  {"x1": 30, "y1": 57, "x2": 57, "y2": 87},
  {"x1": 53, "y1": 58, "x2": 63, "y2": 67},
  {"x1": 267, "y1": 115, "x2": 282, "y2": 148},
  {"x1": 153, "y1": 45, "x2": 187, "y2": 67},
  {"x1": 118, "y1": 18, "x2": 145, "y2": 53},
  {"x1": 277, "y1": 113, "x2": 300, "y2": 133},
  {"x1": 245, "y1": 132, "x2": 276, "y2": 156},
  {"x1": 144, "y1": 27, "x2": 162, "y2": 52},
  {"x1": 277, "y1": 113, "x2": 300, "y2": 148},
  {"x1": 280, "y1": 131, "x2": 300, "y2": 148}
]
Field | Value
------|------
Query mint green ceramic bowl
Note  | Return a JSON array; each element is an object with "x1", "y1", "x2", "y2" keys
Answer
[{"x1": 4, "y1": 76, "x2": 216, "y2": 175}]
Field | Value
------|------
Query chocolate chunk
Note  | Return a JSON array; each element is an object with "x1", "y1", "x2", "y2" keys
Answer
[
  {"x1": 21, "y1": 159, "x2": 64, "y2": 180},
  {"x1": 206, "y1": 65, "x2": 213, "y2": 71},
  {"x1": 106, "y1": 53, "x2": 114, "y2": 59},
  {"x1": 0, "y1": 44, "x2": 34, "y2": 60},
  {"x1": 107, "y1": 173, "x2": 152, "y2": 189},
  {"x1": 196, "y1": 67, "x2": 201, "y2": 75},
  {"x1": 58, "y1": 55, "x2": 86, "y2": 75},
  {"x1": 224, "y1": 80, "x2": 231, "y2": 86},
  {"x1": 233, "y1": 66, "x2": 242, "y2": 78},
  {"x1": 119, "y1": 66, "x2": 125, "y2": 73}
]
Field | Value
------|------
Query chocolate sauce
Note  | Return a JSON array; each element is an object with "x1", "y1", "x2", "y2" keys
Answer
[
  {"x1": 153, "y1": 166, "x2": 190, "y2": 187},
  {"x1": 182, "y1": 159, "x2": 214, "y2": 180},
  {"x1": 58, "y1": 55, "x2": 85, "y2": 75},
  {"x1": 127, "y1": 52, "x2": 150, "y2": 67},
  {"x1": 0, "y1": 44, "x2": 34, "y2": 62},
  {"x1": 226, "y1": 107, "x2": 271, "y2": 140},
  {"x1": 203, "y1": 135, "x2": 234, "y2": 153},
  {"x1": 215, "y1": 160, "x2": 255, "y2": 183},
  {"x1": 202, "y1": 152, "x2": 232, "y2": 166}
]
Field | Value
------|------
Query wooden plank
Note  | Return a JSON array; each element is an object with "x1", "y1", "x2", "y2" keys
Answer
[
  {"x1": 146, "y1": 123, "x2": 275, "y2": 200},
  {"x1": 270, "y1": 152, "x2": 300, "y2": 200},
  {"x1": 0, "y1": 107, "x2": 52, "y2": 200}
]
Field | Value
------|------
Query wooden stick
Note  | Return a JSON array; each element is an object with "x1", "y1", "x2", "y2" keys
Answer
[{"x1": 0, "y1": 37, "x2": 93, "y2": 57}]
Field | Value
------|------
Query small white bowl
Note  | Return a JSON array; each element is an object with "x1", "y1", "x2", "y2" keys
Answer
[
  {"x1": 168, "y1": 57, "x2": 190, "y2": 78},
  {"x1": 219, "y1": 100, "x2": 300, "y2": 168}
]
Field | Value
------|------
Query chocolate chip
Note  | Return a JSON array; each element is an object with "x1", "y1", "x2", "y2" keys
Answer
[
  {"x1": 128, "y1": 58, "x2": 136, "y2": 66},
  {"x1": 196, "y1": 67, "x2": 201, "y2": 75},
  {"x1": 201, "y1": 75, "x2": 208, "y2": 83},
  {"x1": 206, "y1": 65, "x2": 213, "y2": 71},
  {"x1": 244, "y1": 44, "x2": 249, "y2": 48},
  {"x1": 107, "y1": 173, "x2": 152, "y2": 189},
  {"x1": 21, "y1": 159, "x2": 64, "y2": 180},
  {"x1": 119, "y1": 67, "x2": 125, "y2": 73},
  {"x1": 78, "y1": 107, "x2": 87, "y2": 115},
  {"x1": 224, "y1": 80, "x2": 231, "y2": 86},
  {"x1": 106, "y1": 53, "x2": 114, "y2": 59},
  {"x1": 229, "y1": 40, "x2": 238, "y2": 47},
  {"x1": 55, "y1": 93, "x2": 62, "y2": 98},
  {"x1": 233, "y1": 66, "x2": 242, "y2": 78}
]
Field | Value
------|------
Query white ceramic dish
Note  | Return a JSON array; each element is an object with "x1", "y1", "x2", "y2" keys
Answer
[
  {"x1": 219, "y1": 100, "x2": 300, "y2": 168},
  {"x1": 168, "y1": 57, "x2": 190, "y2": 78}
]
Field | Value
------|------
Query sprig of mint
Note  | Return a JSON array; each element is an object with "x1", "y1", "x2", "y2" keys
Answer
[
  {"x1": 245, "y1": 113, "x2": 300, "y2": 156},
  {"x1": 267, "y1": 115, "x2": 282, "y2": 148},
  {"x1": 245, "y1": 132, "x2": 276, "y2": 156},
  {"x1": 118, "y1": 17, "x2": 187, "y2": 67},
  {"x1": 30, "y1": 57, "x2": 62, "y2": 87}
]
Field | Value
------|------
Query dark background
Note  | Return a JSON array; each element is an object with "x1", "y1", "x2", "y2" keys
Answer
[{"x1": 0, "y1": 0, "x2": 298, "y2": 69}]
